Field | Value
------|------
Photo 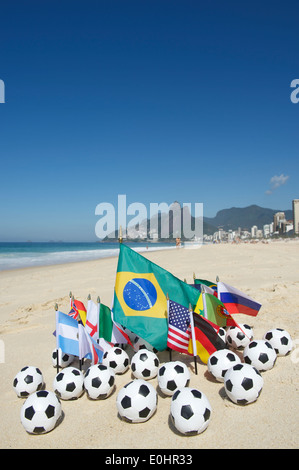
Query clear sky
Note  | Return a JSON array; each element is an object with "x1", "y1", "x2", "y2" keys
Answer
[{"x1": 0, "y1": 0, "x2": 298, "y2": 241}]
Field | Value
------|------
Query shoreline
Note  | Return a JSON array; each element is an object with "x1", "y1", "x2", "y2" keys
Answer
[
  {"x1": 1, "y1": 237, "x2": 298, "y2": 274},
  {"x1": 0, "y1": 242, "x2": 178, "y2": 273}
]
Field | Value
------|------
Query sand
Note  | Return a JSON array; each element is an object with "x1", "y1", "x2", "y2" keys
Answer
[{"x1": 0, "y1": 240, "x2": 298, "y2": 449}]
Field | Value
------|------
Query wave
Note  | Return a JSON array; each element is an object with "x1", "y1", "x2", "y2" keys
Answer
[{"x1": 0, "y1": 244, "x2": 176, "y2": 271}]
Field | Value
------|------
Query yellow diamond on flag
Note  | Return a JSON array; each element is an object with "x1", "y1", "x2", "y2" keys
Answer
[{"x1": 115, "y1": 271, "x2": 167, "y2": 319}]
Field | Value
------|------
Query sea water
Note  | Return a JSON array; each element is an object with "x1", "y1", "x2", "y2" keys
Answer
[{"x1": 0, "y1": 242, "x2": 176, "y2": 271}]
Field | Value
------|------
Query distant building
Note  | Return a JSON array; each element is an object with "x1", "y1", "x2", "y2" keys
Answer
[
  {"x1": 251, "y1": 225, "x2": 258, "y2": 238},
  {"x1": 273, "y1": 212, "x2": 286, "y2": 233},
  {"x1": 283, "y1": 220, "x2": 294, "y2": 233},
  {"x1": 256, "y1": 229, "x2": 263, "y2": 238},
  {"x1": 263, "y1": 224, "x2": 271, "y2": 238},
  {"x1": 293, "y1": 199, "x2": 299, "y2": 234}
]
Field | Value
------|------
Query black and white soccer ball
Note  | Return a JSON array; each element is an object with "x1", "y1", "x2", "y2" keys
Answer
[
  {"x1": 170, "y1": 387, "x2": 212, "y2": 435},
  {"x1": 240, "y1": 323, "x2": 254, "y2": 339},
  {"x1": 224, "y1": 363, "x2": 264, "y2": 405},
  {"x1": 217, "y1": 327, "x2": 227, "y2": 344},
  {"x1": 263, "y1": 328, "x2": 293, "y2": 356},
  {"x1": 207, "y1": 349, "x2": 241, "y2": 382},
  {"x1": 20, "y1": 390, "x2": 62, "y2": 434},
  {"x1": 243, "y1": 340, "x2": 277, "y2": 372},
  {"x1": 226, "y1": 324, "x2": 252, "y2": 349},
  {"x1": 102, "y1": 347, "x2": 130, "y2": 374},
  {"x1": 116, "y1": 379, "x2": 158, "y2": 423},
  {"x1": 131, "y1": 349, "x2": 160, "y2": 380},
  {"x1": 51, "y1": 348, "x2": 74, "y2": 368},
  {"x1": 53, "y1": 366, "x2": 84, "y2": 400},
  {"x1": 84, "y1": 364, "x2": 115, "y2": 400},
  {"x1": 13, "y1": 366, "x2": 44, "y2": 398},
  {"x1": 157, "y1": 361, "x2": 190, "y2": 396}
]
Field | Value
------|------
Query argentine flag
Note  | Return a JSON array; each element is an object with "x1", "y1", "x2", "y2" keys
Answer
[{"x1": 56, "y1": 311, "x2": 79, "y2": 357}]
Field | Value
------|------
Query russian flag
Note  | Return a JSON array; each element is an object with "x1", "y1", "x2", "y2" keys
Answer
[{"x1": 217, "y1": 282, "x2": 261, "y2": 317}]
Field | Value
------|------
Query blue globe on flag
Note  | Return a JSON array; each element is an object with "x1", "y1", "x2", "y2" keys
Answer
[{"x1": 123, "y1": 278, "x2": 158, "y2": 311}]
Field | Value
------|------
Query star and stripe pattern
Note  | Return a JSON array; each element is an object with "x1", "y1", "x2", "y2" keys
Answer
[{"x1": 167, "y1": 300, "x2": 192, "y2": 354}]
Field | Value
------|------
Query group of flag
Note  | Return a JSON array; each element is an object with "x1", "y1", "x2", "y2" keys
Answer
[
  {"x1": 55, "y1": 297, "x2": 132, "y2": 367},
  {"x1": 55, "y1": 243, "x2": 262, "y2": 368}
]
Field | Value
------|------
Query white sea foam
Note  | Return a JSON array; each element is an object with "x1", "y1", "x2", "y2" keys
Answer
[{"x1": 0, "y1": 244, "x2": 176, "y2": 271}]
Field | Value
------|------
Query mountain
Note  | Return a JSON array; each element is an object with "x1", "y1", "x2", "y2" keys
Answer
[
  {"x1": 103, "y1": 203, "x2": 292, "y2": 240},
  {"x1": 204, "y1": 205, "x2": 292, "y2": 231}
]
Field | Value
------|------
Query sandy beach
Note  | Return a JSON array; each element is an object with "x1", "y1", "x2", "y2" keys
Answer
[{"x1": 0, "y1": 240, "x2": 298, "y2": 449}]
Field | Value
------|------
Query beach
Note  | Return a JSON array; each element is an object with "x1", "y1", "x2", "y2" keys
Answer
[{"x1": 0, "y1": 240, "x2": 298, "y2": 449}]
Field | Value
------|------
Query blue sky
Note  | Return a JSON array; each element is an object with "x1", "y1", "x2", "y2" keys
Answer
[{"x1": 0, "y1": 0, "x2": 298, "y2": 241}]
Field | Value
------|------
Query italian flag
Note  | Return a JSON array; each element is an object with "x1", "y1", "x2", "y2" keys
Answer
[{"x1": 99, "y1": 303, "x2": 132, "y2": 346}]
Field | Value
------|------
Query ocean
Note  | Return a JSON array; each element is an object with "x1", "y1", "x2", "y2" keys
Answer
[{"x1": 0, "y1": 241, "x2": 177, "y2": 271}]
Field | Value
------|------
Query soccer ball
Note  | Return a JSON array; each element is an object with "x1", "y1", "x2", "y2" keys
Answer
[
  {"x1": 263, "y1": 328, "x2": 293, "y2": 356},
  {"x1": 131, "y1": 349, "x2": 160, "y2": 380},
  {"x1": 51, "y1": 348, "x2": 74, "y2": 368},
  {"x1": 13, "y1": 366, "x2": 44, "y2": 398},
  {"x1": 217, "y1": 327, "x2": 227, "y2": 343},
  {"x1": 170, "y1": 387, "x2": 212, "y2": 435},
  {"x1": 226, "y1": 325, "x2": 252, "y2": 349},
  {"x1": 102, "y1": 347, "x2": 130, "y2": 374},
  {"x1": 207, "y1": 349, "x2": 241, "y2": 382},
  {"x1": 240, "y1": 323, "x2": 254, "y2": 339},
  {"x1": 20, "y1": 390, "x2": 62, "y2": 434},
  {"x1": 243, "y1": 340, "x2": 277, "y2": 372},
  {"x1": 116, "y1": 379, "x2": 158, "y2": 423},
  {"x1": 224, "y1": 363, "x2": 264, "y2": 405},
  {"x1": 53, "y1": 367, "x2": 84, "y2": 400},
  {"x1": 84, "y1": 364, "x2": 115, "y2": 400},
  {"x1": 157, "y1": 361, "x2": 190, "y2": 396}
]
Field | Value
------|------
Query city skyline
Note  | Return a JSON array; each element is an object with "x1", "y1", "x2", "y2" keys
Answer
[
  {"x1": 0, "y1": 2, "x2": 298, "y2": 241},
  {"x1": 101, "y1": 198, "x2": 298, "y2": 242}
]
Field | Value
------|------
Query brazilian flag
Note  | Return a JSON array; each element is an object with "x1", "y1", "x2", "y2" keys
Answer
[
  {"x1": 113, "y1": 244, "x2": 200, "y2": 351},
  {"x1": 194, "y1": 278, "x2": 217, "y2": 292}
]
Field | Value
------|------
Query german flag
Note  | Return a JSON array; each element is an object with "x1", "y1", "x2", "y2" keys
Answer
[{"x1": 188, "y1": 311, "x2": 226, "y2": 364}]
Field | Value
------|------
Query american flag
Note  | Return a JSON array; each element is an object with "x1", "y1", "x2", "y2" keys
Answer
[{"x1": 167, "y1": 300, "x2": 192, "y2": 354}]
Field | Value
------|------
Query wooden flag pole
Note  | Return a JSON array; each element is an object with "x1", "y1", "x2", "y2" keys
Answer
[
  {"x1": 54, "y1": 303, "x2": 60, "y2": 374},
  {"x1": 189, "y1": 303, "x2": 198, "y2": 375}
]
